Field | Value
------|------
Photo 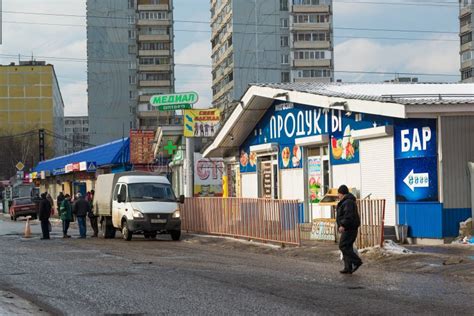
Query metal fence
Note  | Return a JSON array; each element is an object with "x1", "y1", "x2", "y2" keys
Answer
[
  {"x1": 356, "y1": 199, "x2": 386, "y2": 249},
  {"x1": 181, "y1": 198, "x2": 301, "y2": 246}
]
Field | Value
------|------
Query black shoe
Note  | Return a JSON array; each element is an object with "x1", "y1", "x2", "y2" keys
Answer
[
  {"x1": 339, "y1": 269, "x2": 352, "y2": 274},
  {"x1": 352, "y1": 262, "x2": 363, "y2": 273}
]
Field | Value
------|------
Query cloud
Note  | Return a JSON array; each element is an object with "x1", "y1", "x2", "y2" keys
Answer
[
  {"x1": 175, "y1": 40, "x2": 213, "y2": 109},
  {"x1": 61, "y1": 81, "x2": 88, "y2": 116},
  {"x1": 334, "y1": 36, "x2": 459, "y2": 82}
]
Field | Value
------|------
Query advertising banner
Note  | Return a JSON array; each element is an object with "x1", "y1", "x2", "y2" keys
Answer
[
  {"x1": 394, "y1": 119, "x2": 438, "y2": 202},
  {"x1": 193, "y1": 153, "x2": 224, "y2": 197},
  {"x1": 184, "y1": 109, "x2": 220, "y2": 138},
  {"x1": 130, "y1": 130, "x2": 155, "y2": 165},
  {"x1": 308, "y1": 156, "x2": 322, "y2": 203}
]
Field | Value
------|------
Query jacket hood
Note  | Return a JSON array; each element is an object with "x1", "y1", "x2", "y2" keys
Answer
[{"x1": 341, "y1": 193, "x2": 356, "y2": 203}]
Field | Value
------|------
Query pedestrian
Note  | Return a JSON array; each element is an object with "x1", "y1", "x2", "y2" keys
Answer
[
  {"x1": 57, "y1": 192, "x2": 65, "y2": 210},
  {"x1": 87, "y1": 190, "x2": 98, "y2": 237},
  {"x1": 46, "y1": 193, "x2": 55, "y2": 216},
  {"x1": 73, "y1": 193, "x2": 90, "y2": 239},
  {"x1": 59, "y1": 194, "x2": 72, "y2": 238},
  {"x1": 336, "y1": 185, "x2": 363, "y2": 274},
  {"x1": 38, "y1": 193, "x2": 51, "y2": 240}
]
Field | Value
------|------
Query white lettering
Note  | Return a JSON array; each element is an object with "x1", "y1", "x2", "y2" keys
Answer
[
  {"x1": 324, "y1": 111, "x2": 328, "y2": 133},
  {"x1": 284, "y1": 113, "x2": 296, "y2": 138},
  {"x1": 331, "y1": 110, "x2": 342, "y2": 133},
  {"x1": 305, "y1": 111, "x2": 312, "y2": 136},
  {"x1": 296, "y1": 111, "x2": 305, "y2": 136},
  {"x1": 422, "y1": 127, "x2": 431, "y2": 150},
  {"x1": 277, "y1": 115, "x2": 284, "y2": 138},
  {"x1": 314, "y1": 109, "x2": 322, "y2": 134},
  {"x1": 401, "y1": 129, "x2": 410, "y2": 152},
  {"x1": 270, "y1": 116, "x2": 277, "y2": 139},
  {"x1": 412, "y1": 128, "x2": 422, "y2": 151}
]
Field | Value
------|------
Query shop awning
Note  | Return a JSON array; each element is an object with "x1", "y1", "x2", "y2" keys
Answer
[
  {"x1": 33, "y1": 138, "x2": 130, "y2": 173},
  {"x1": 203, "y1": 82, "x2": 474, "y2": 158}
]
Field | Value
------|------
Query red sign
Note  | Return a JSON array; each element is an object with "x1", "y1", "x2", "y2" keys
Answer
[{"x1": 130, "y1": 130, "x2": 155, "y2": 165}]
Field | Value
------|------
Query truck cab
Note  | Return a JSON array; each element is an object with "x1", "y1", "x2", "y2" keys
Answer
[{"x1": 111, "y1": 175, "x2": 182, "y2": 241}]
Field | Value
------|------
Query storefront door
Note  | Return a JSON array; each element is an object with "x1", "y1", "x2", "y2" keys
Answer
[
  {"x1": 306, "y1": 147, "x2": 330, "y2": 220},
  {"x1": 258, "y1": 156, "x2": 279, "y2": 199}
]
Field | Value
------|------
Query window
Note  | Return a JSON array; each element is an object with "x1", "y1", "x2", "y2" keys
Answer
[
  {"x1": 129, "y1": 61, "x2": 137, "y2": 69},
  {"x1": 129, "y1": 91, "x2": 136, "y2": 99},
  {"x1": 281, "y1": 54, "x2": 289, "y2": 64},
  {"x1": 461, "y1": 14, "x2": 471, "y2": 28},
  {"x1": 139, "y1": 72, "x2": 170, "y2": 81},
  {"x1": 139, "y1": 11, "x2": 168, "y2": 20},
  {"x1": 461, "y1": 0, "x2": 473, "y2": 9},
  {"x1": 462, "y1": 68, "x2": 473, "y2": 80},
  {"x1": 295, "y1": 32, "x2": 330, "y2": 42},
  {"x1": 128, "y1": 183, "x2": 176, "y2": 202},
  {"x1": 128, "y1": 45, "x2": 137, "y2": 54},
  {"x1": 281, "y1": 71, "x2": 290, "y2": 83},
  {"x1": 461, "y1": 32, "x2": 472, "y2": 45},
  {"x1": 113, "y1": 184, "x2": 121, "y2": 201},
  {"x1": 139, "y1": 42, "x2": 170, "y2": 50},
  {"x1": 294, "y1": 50, "x2": 330, "y2": 60},
  {"x1": 294, "y1": 14, "x2": 330, "y2": 24},
  {"x1": 128, "y1": 30, "x2": 136, "y2": 39},
  {"x1": 138, "y1": 57, "x2": 170, "y2": 65},
  {"x1": 295, "y1": 69, "x2": 331, "y2": 78},
  {"x1": 128, "y1": 15, "x2": 136, "y2": 25},
  {"x1": 280, "y1": 18, "x2": 289, "y2": 28},
  {"x1": 129, "y1": 75, "x2": 137, "y2": 84},
  {"x1": 280, "y1": 36, "x2": 289, "y2": 47},
  {"x1": 128, "y1": 0, "x2": 135, "y2": 9},
  {"x1": 293, "y1": 0, "x2": 331, "y2": 5},
  {"x1": 280, "y1": 0, "x2": 288, "y2": 11}
]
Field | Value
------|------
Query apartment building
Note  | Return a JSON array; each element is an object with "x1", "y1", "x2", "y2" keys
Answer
[
  {"x1": 210, "y1": 0, "x2": 333, "y2": 112},
  {"x1": 460, "y1": 0, "x2": 473, "y2": 82},
  {"x1": 64, "y1": 116, "x2": 90, "y2": 154},
  {"x1": 87, "y1": 0, "x2": 175, "y2": 146}
]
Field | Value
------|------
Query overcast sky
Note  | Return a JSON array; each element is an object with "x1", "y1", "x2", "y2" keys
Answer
[{"x1": 0, "y1": 0, "x2": 460, "y2": 116}]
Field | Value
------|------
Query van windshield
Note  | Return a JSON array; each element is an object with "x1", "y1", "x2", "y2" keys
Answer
[{"x1": 128, "y1": 183, "x2": 176, "y2": 202}]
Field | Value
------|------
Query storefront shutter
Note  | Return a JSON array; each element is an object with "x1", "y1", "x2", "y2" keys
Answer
[{"x1": 360, "y1": 137, "x2": 396, "y2": 227}]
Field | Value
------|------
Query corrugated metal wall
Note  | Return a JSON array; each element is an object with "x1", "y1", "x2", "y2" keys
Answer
[
  {"x1": 398, "y1": 203, "x2": 443, "y2": 238},
  {"x1": 441, "y1": 116, "x2": 474, "y2": 209}
]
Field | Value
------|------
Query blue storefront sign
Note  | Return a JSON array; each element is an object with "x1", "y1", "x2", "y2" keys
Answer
[
  {"x1": 239, "y1": 101, "x2": 392, "y2": 173},
  {"x1": 394, "y1": 119, "x2": 438, "y2": 202}
]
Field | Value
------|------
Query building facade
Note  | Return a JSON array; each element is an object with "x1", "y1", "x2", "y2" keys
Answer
[
  {"x1": 87, "y1": 0, "x2": 175, "y2": 146},
  {"x1": 64, "y1": 116, "x2": 90, "y2": 154},
  {"x1": 460, "y1": 0, "x2": 473, "y2": 82},
  {"x1": 0, "y1": 61, "x2": 65, "y2": 158},
  {"x1": 210, "y1": 0, "x2": 333, "y2": 112}
]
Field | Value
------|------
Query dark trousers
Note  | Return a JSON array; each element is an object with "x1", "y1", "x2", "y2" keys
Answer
[
  {"x1": 89, "y1": 216, "x2": 98, "y2": 236},
  {"x1": 62, "y1": 220, "x2": 70, "y2": 235},
  {"x1": 339, "y1": 229, "x2": 362, "y2": 271},
  {"x1": 77, "y1": 216, "x2": 87, "y2": 238},
  {"x1": 40, "y1": 219, "x2": 50, "y2": 239}
]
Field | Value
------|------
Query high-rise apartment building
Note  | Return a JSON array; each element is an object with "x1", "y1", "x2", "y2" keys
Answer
[
  {"x1": 460, "y1": 0, "x2": 473, "y2": 82},
  {"x1": 64, "y1": 116, "x2": 90, "y2": 154},
  {"x1": 210, "y1": 0, "x2": 333, "y2": 112},
  {"x1": 87, "y1": 0, "x2": 175, "y2": 146}
]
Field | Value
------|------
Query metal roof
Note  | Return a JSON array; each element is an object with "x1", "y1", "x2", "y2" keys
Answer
[
  {"x1": 254, "y1": 82, "x2": 474, "y2": 105},
  {"x1": 34, "y1": 138, "x2": 130, "y2": 173}
]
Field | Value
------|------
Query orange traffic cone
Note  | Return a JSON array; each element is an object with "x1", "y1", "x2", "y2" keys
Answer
[{"x1": 24, "y1": 218, "x2": 32, "y2": 238}]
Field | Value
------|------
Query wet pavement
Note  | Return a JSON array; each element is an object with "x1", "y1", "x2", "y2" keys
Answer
[{"x1": 0, "y1": 215, "x2": 473, "y2": 315}]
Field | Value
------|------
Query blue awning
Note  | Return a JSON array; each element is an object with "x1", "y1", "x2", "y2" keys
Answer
[{"x1": 34, "y1": 138, "x2": 130, "y2": 173}]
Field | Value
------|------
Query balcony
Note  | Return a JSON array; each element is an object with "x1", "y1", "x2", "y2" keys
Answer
[
  {"x1": 461, "y1": 41, "x2": 473, "y2": 53},
  {"x1": 293, "y1": 59, "x2": 331, "y2": 68},
  {"x1": 294, "y1": 77, "x2": 331, "y2": 83},
  {"x1": 212, "y1": 62, "x2": 234, "y2": 86},
  {"x1": 139, "y1": 95, "x2": 152, "y2": 103},
  {"x1": 138, "y1": 34, "x2": 170, "y2": 41},
  {"x1": 461, "y1": 23, "x2": 472, "y2": 35},
  {"x1": 138, "y1": 4, "x2": 169, "y2": 11},
  {"x1": 138, "y1": 64, "x2": 171, "y2": 72},
  {"x1": 137, "y1": 19, "x2": 171, "y2": 27},
  {"x1": 138, "y1": 49, "x2": 171, "y2": 57},
  {"x1": 212, "y1": 27, "x2": 233, "y2": 55},
  {"x1": 212, "y1": 81, "x2": 234, "y2": 102},
  {"x1": 293, "y1": 40, "x2": 331, "y2": 50},
  {"x1": 291, "y1": 22, "x2": 330, "y2": 32},
  {"x1": 460, "y1": 6, "x2": 472, "y2": 18},
  {"x1": 139, "y1": 80, "x2": 171, "y2": 87},
  {"x1": 461, "y1": 59, "x2": 473, "y2": 70},
  {"x1": 292, "y1": 5, "x2": 330, "y2": 13},
  {"x1": 211, "y1": 9, "x2": 232, "y2": 38}
]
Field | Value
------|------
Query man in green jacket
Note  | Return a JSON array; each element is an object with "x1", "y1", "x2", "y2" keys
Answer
[{"x1": 59, "y1": 194, "x2": 73, "y2": 238}]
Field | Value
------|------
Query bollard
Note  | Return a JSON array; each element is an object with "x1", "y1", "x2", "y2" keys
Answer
[{"x1": 24, "y1": 218, "x2": 32, "y2": 238}]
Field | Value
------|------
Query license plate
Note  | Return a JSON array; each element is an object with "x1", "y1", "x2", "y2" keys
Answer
[{"x1": 151, "y1": 219, "x2": 167, "y2": 224}]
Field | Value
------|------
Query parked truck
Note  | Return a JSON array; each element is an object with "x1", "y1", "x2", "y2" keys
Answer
[{"x1": 94, "y1": 172, "x2": 184, "y2": 241}]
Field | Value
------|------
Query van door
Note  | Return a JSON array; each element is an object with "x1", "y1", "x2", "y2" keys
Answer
[{"x1": 112, "y1": 184, "x2": 123, "y2": 228}]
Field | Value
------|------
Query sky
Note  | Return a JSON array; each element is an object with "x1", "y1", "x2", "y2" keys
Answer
[{"x1": 0, "y1": 0, "x2": 460, "y2": 116}]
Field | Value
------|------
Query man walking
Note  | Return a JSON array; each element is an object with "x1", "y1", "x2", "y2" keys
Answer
[
  {"x1": 59, "y1": 194, "x2": 72, "y2": 238},
  {"x1": 87, "y1": 190, "x2": 98, "y2": 237},
  {"x1": 336, "y1": 185, "x2": 362, "y2": 274},
  {"x1": 73, "y1": 193, "x2": 90, "y2": 239},
  {"x1": 38, "y1": 193, "x2": 51, "y2": 240}
]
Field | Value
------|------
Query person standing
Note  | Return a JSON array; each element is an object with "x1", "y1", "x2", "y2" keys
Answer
[
  {"x1": 59, "y1": 194, "x2": 72, "y2": 238},
  {"x1": 86, "y1": 190, "x2": 98, "y2": 237},
  {"x1": 57, "y1": 192, "x2": 65, "y2": 212},
  {"x1": 46, "y1": 193, "x2": 55, "y2": 216},
  {"x1": 336, "y1": 185, "x2": 363, "y2": 274},
  {"x1": 73, "y1": 193, "x2": 90, "y2": 239},
  {"x1": 38, "y1": 193, "x2": 52, "y2": 240}
]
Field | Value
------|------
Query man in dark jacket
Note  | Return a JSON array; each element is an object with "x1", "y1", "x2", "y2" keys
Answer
[
  {"x1": 336, "y1": 185, "x2": 362, "y2": 274},
  {"x1": 73, "y1": 193, "x2": 90, "y2": 238},
  {"x1": 38, "y1": 193, "x2": 52, "y2": 240}
]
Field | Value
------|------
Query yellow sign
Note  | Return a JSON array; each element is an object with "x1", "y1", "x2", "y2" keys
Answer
[
  {"x1": 16, "y1": 162, "x2": 25, "y2": 171},
  {"x1": 183, "y1": 109, "x2": 220, "y2": 137}
]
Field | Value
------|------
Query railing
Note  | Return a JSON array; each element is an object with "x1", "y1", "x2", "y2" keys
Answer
[
  {"x1": 181, "y1": 198, "x2": 301, "y2": 246},
  {"x1": 356, "y1": 199, "x2": 385, "y2": 249}
]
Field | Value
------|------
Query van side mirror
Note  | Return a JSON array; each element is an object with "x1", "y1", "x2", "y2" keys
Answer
[{"x1": 178, "y1": 195, "x2": 185, "y2": 204}]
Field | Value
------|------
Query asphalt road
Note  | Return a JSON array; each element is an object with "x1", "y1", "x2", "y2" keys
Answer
[{"x1": 0, "y1": 217, "x2": 473, "y2": 315}]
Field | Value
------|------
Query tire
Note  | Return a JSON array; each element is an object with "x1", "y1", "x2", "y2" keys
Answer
[
  {"x1": 150, "y1": 232, "x2": 157, "y2": 239},
  {"x1": 122, "y1": 221, "x2": 132, "y2": 241},
  {"x1": 170, "y1": 230, "x2": 181, "y2": 241},
  {"x1": 100, "y1": 217, "x2": 116, "y2": 239}
]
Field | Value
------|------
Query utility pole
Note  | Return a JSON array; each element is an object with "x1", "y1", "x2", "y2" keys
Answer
[{"x1": 38, "y1": 129, "x2": 45, "y2": 161}]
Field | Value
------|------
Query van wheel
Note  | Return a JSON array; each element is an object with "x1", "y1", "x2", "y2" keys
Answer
[
  {"x1": 122, "y1": 221, "x2": 132, "y2": 241},
  {"x1": 170, "y1": 230, "x2": 181, "y2": 241}
]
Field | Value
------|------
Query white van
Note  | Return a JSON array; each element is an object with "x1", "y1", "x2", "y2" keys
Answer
[{"x1": 95, "y1": 172, "x2": 183, "y2": 241}]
